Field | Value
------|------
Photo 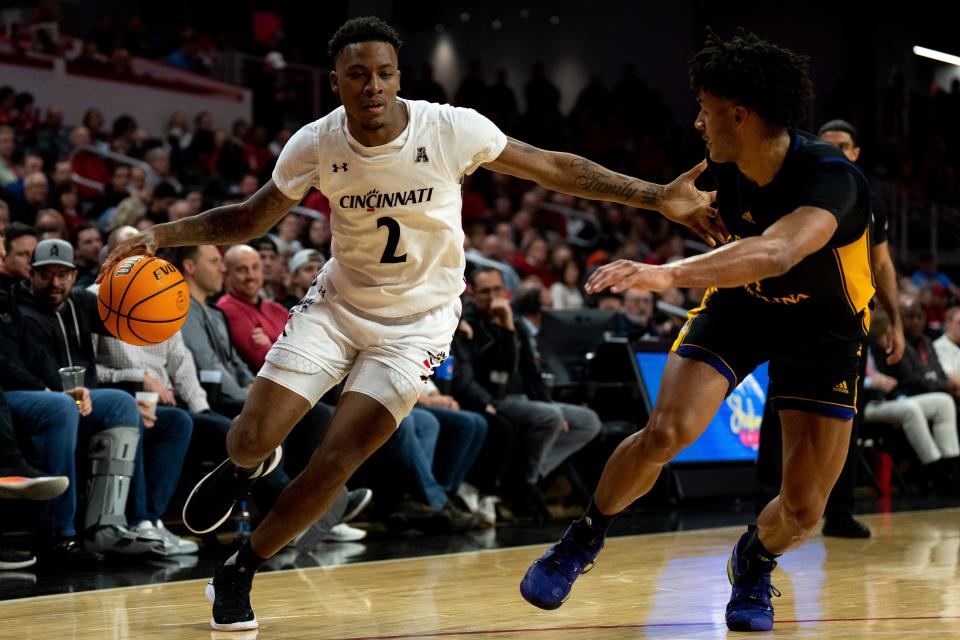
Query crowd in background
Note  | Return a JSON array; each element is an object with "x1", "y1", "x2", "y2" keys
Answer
[{"x1": 2, "y1": 9, "x2": 960, "y2": 573}]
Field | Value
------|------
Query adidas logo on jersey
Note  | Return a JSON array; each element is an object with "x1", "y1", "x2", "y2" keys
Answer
[
  {"x1": 832, "y1": 381, "x2": 849, "y2": 394},
  {"x1": 742, "y1": 211, "x2": 755, "y2": 224}
]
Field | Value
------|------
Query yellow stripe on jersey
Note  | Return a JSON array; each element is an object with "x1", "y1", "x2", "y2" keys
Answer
[
  {"x1": 671, "y1": 287, "x2": 717, "y2": 352},
  {"x1": 832, "y1": 227, "x2": 875, "y2": 315}
]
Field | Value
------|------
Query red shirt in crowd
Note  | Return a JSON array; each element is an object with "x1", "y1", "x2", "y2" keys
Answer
[{"x1": 216, "y1": 292, "x2": 289, "y2": 372}]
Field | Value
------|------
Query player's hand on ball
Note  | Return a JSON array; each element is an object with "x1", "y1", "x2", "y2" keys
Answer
[
  {"x1": 585, "y1": 260, "x2": 674, "y2": 293},
  {"x1": 95, "y1": 228, "x2": 159, "y2": 284}
]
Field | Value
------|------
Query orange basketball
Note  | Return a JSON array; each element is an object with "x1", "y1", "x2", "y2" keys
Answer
[{"x1": 97, "y1": 255, "x2": 190, "y2": 346}]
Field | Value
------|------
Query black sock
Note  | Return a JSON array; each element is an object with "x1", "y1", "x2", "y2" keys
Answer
[
  {"x1": 741, "y1": 528, "x2": 779, "y2": 575},
  {"x1": 227, "y1": 541, "x2": 267, "y2": 572},
  {"x1": 576, "y1": 498, "x2": 619, "y2": 537}
]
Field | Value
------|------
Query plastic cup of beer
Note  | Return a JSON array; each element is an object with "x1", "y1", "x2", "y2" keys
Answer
[{"x1": 58, "y1": 366, "x2": 86, "y2": 408}]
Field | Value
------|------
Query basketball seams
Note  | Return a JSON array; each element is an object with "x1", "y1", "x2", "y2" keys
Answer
[
  {"x1": 115, "y1": 256, "x2": 160, "y2": 317},
  {"x1": 124, "y1": 278, "x2": 187, "y2": 319},
  {"x1": 97, "y1": 256, "x2": 190, "y2": 345}
]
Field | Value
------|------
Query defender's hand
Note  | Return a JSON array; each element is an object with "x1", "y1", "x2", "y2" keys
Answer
[
  {"x1": 586, "y1": 260, "x2": 674, "y2": 293},
  {"x1": 660, "y1": 160, "x2": 727, "y2": 247}
]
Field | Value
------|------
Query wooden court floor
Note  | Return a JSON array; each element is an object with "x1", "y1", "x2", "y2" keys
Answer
[{"x1": 2, "y1": 508, "x2": 959, "y2": 639}]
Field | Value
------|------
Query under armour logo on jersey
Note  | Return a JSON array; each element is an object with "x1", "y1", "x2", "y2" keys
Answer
[
  {"x1": 332, "y1": 162, "x2": 348, "y2": 172},
  {"x1": 415, "y1": 147, "x2": 429, "y2": 163}
]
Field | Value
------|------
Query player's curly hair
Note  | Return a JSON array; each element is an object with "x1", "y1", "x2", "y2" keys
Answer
[
  {"x1": 689, "y1": 28, "x2": 813, "y2": 129},
  {"x1": 327, "y1": 16, "x2": 402, "y2": 61}
]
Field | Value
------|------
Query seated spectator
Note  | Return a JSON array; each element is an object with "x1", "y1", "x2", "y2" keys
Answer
[
  {"x1": 10, "y1": 172, "x2": 48, "y2": 225},
  {"x1": 14, "y1": 239, "x2": 193, "y2": 556},
  {"x1": 34, "y1": 208, "x2": 69, "y2": 240},
  {"x1": 250, "y1": 234, "x2": 286, "y2": 302},
  {"x1": 217, "y1": 244, "x2": 287, "y2": 372},
  {"x1": 460, "y1": 267, "x2": 601, "y2": 520},
  {"x1": 867, "y1": 311, "x2": 959, "y2": 493},
  {"x1": 0, "y1": 125, "x2": 16, "y2": 186},
  {"x1": 177, "y1": 244, "x2": 370, "y2": 542},
  {"x1": 0, "y1": 223, "x2": 36, "y2": 291},
  {"x1": 73, "y1": 223, "x2": 104, "y2": 288},
  {"x1": 303, "y1": 214, "x2": 332, "y2": 257},
  {"x1": 891, "y1": 302, "x2": 954, "y2": 397},
  {"x1": 513, "y1": 236, "x2": 556, "y2": 287},
  {"x1": 616, "y1": 288, "x2": 660, "y2": 340},
  {"x1": 0, "y1": 201, "x2": 9, "y2": 231},
  {"x1": 415, "y1": 379, "x2": 491, "y2": 524},
  {"x1": 273, "y1": 212, "x2": 304, "y2": 256},
  {"x1": 367, "y1": 406, "x2": 483, "y2": 533},
  {"x1": 550, "y1": 259, "x2": 584, "y2": 310},
  {"x1": 912, "y1": 255, "x2": 960, "y2": 300},
  {"x1": 280, "y1": 248, "x2": 324, "y2": 310},
  {"x1": 934, "y1": 306, "x2": 960, "y2": 390}
]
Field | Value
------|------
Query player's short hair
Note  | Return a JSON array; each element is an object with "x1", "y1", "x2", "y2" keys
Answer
[
  {"x1": 328, "y1": 16, "x2": 402, "y2": 61},
  {"x1": 817, "y1": 119, "x2": 859, "y2": 146},
  {"x1": 689, "y1": 28, "x2": 813, "y2": 129}
]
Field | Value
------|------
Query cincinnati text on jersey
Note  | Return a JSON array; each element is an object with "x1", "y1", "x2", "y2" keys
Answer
[{"x1": 338, "y1": 187, "x2": 435, "y2": 211}]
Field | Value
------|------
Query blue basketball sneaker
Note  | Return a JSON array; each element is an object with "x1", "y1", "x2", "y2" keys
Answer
[
  {"x1": 725, "y1": 530, "x2": 781, "y2": 632},
  {"x1": 520, "y1": 520, "x2": 604, "y2": 610}
]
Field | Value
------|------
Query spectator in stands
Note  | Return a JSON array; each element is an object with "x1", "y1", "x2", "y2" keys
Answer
[
  {"x1": 82, "y1": 109, "x2": 107, "y2": 145},
  {"x1": 53, "y1": 182, "x2": 83, "y2": 230},
  {"x1": 73, "y1": 223, "x2": 103, "y2": 288},
  {"x1": 912, "y1": 255, "x2": 960, "y2": 300},
  {"x1": 167, "y1": 199, "x2": 193, "y2": 222},
  {"x1": 934, "y1": 306, "x2": 960, "y2": 388},
  {"x1": 616, "y1": 288, "x2": 660, "y2": 340},
  {"x1": 303, "y1": 215, "x2": 331, "y2": 257},
  {"x1": 0, "y1": 125, "x2": 15, "y2": 187},
  {"x1": 167, "y1": 34, "x2": 208, "y2": 74},
  {"x1": 889, "y1": 302, "x2": 954, "y2": 398},
  {"x1": 513, "y1": 236, "x2": 556, "y2": 286},
  {"x1": 36, "y1": 105, "x2": 70, "y2": 166},
  {"x1": 92, "y1": 165, "x2": 132, "y2": 218},
  {"x1": 146, "y1": 182, "x2": 178, "y2": 225},
  {"x1": 34, "y1": 208, "x2": 69, "y2": 240},
  {"x1": 550, "y1": 259, "x2": 585, "y2": 310},
  {"x1": 866, "y1": 311, "x2": 959, "y2": 494},
  {"x1": 104, "y1": 196, "x2": 147, "y2": 232},
  {"x1": 461, "y1": 267, "x2": 601, "y2": 520},
  {"x1": 50, "y1": 160, "x2": 72, "y2": 190},
  {"x1": 10, "y1": 172, "x2": 48, "y2": 225},
  {"x1": 1, "y1": 153, "x2": 43, "y2": 205},
  {"x1": 145, "y1": 147, "x2": 183, "y2": 193},
  {"x1": 217, "y1": 244, "x2": 287, "y2": 372},
  {"x1": 274, "y1": 213, "x2": 304, "y2": 256},
  {"x1": 249, "y1": 234, "x2": 286, "y2": 302},
  {"x1": 368, "y1": 406, "x2": 484, "y2": 533},
  {"x1": 15, "y1": 240, "x2": 191, "y2": 553},
  {"x1": 415, "y1": 379, "x2": 491, "y2": 525},
  {"x1": 0, "y1": 201, "x2": 8, "y2": 231},
  {"x1": 281, "y1": 248, "x2": 324, "y2": 310},
  {"x1": 0, "y1": 223, "x2": 37, "y2": 291},
  {"x1": 176, "y1": 243, "x2": 371, "y2": 543}
]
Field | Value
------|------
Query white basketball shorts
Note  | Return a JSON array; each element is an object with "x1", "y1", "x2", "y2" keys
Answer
[{"x1": 258, "y1": 270, "x2": 460, "y2": 424}]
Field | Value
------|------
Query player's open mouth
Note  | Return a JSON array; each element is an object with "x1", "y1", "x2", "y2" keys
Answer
[{"x1": 362, "y1": 103, "x2": 385, "y2": 115}]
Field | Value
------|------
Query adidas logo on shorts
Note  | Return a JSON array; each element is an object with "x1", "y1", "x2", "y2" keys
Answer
[{"x1": 832, "y1": 381, "x2": 849, "y2": 394}]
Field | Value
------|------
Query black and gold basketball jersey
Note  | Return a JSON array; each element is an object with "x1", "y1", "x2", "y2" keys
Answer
[{"x1": 708, "y1": 130, "x2": 874, "y2": 328}]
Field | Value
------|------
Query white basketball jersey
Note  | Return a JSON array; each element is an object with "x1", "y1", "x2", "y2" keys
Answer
[{"x1": 272, "y1": 99, "x2": 507, "y2": 317}]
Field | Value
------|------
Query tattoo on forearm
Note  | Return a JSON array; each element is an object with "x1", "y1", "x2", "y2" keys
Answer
[
  {"x1": 569, "y1": 157, "x2": 653, "y2": 205},
  {"x1": 160, "y1": 183, "x2": 293, "y2": 246}
]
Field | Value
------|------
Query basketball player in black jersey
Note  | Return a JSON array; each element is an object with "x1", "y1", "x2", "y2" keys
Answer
[{"x1": 521, "y1": 29, "x2": 874, "y2": 632}]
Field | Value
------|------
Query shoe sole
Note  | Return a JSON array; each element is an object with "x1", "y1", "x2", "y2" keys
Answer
[
  {"x1": 342, "y1": 489, "x2": 373, "y2": 523},
  {"x1": 725, "y1": 544, "x2": 774, "y2": 632},
  {"x1": 0, "y1": 557, "x2": 37, "y2": 570},
  {"x1": 0, "y1": 476, "x2": 69, "y2": 501},
  {"x1": 205, "y1": 582, "x2": 258, "y2": 631},
  {"x1": 519, "y1": 560, "x2": 596, "y2": 610},
  {"x1": 183, "y1": 447, "x2": 283, "y2": 534}
]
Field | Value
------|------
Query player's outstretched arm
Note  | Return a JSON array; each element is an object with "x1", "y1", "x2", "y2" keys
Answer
[
  {"x1": 96, "y1": 180, "x2": 298, "y2": 283},
  {"x1": 483, "y1": 138, "x2": 727, "y2": 246},
  {"x1": 585, "y1": 206, "x2": 838, "y2": 293}
]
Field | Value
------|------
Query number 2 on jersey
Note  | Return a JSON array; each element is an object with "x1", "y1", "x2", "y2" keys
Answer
[{"x1": 377, "y1": 216, "x2": 407, "y2": 263}]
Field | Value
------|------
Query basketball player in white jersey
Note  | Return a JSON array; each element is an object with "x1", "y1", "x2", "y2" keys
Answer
[{"x1": 99, "y1": 17, "x2": 724, "y2": 631}]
